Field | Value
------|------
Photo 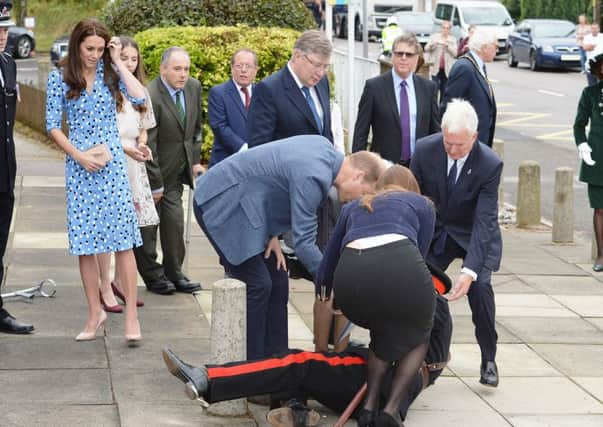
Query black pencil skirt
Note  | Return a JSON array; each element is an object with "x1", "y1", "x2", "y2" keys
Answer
[{"x1": 333, "y1": 239, "x2": 436, "y2": 361}]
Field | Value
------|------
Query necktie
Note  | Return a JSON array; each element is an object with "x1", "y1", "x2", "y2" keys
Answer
[
  {"x1": 399, "y1": 81, "x2": 411, "y2": 161},
  {"x1": 482, "y1": 64, "x2": 488, "y2": 78},
  {"x1": 447, "y1": 160, "x2": 457, "y2": 195},
  {"x1": 241, "y1": 86, "x2": 250, "y2": 110},
  {"x1": 301, "y1": 86, "x2": 323, "y2": 133},
  {"x1": 175, "y1": 90, "x2": 185, "y2": 126}
]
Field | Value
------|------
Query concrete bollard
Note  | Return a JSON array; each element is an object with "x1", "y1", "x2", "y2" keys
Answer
[
  {"x1": 492, "y1": 140, "x2": 505, "y2": 209},
  {"x1": 552, "y1": 167, "x2": 574, "y2": 243},
  {"x1": 207, "y1": 279, "x2": 248, "y2": 416},
  {"x1": 517, "y1": 161, "x2": 541, "y2": 227}
]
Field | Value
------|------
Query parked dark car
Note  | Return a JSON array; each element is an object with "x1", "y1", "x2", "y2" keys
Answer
[
  {"x1": 393, "y1": 11, "x2": 434, "y2": 47},
  {"x1": 507, "y1": 19, "x2": 580, "y2": 71},
  {"x1": 6, "y1": 26, "x2": 35, "y2": 58},
  {"x1": 50, "y1": 35, "x2": 68, "y2": 67}
]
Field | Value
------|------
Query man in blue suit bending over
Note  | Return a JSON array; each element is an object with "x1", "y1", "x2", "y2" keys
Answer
[
  {"x1": 194, "y1": 136, "x2": 385, "y2": 360},
  {"x1": 207, "y1": 49, "x2": 258, "y2": 167},
  {"x1": 411, "y1": 99, "x2": 503, "y2": 387}
]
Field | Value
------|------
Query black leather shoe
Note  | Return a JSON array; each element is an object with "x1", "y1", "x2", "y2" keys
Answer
[
  {"x1": 172, "y1": 277, "x2": 201, "y2": 293},
  {"x1": 0, "y1": 315, "x2": 34, "y2": 334},
  {"x1": 145, "y1": 277, "x2": 176, "y2": 295},
  {"x1": 480, "y1": 361, "x2": 499, "y2": 387},
  {"x1": 162, "y1": 348, "x2": 208, "y2": 399},
  {"x1": 356, "y1": 408, "x2": 376, "y2": 427}
]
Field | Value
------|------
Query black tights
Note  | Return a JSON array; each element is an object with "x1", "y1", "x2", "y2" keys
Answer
[
  {"x1": 363, "y1": 343, "x2": 429, "y2": 422},
  {"x1": 594, "y1": 208, "x2": 603, "y2": 263}
]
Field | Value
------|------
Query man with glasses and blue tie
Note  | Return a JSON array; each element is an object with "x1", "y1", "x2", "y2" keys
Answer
[
  {"x1": 411, "y1": 99, "x2": 503, "y2": 388},
  {"x1": 247, "y1": 30, "x2": 333, "y2": 146},
  {"x1": 352, "y1": 32, "x2": 440, "y2": 166}
]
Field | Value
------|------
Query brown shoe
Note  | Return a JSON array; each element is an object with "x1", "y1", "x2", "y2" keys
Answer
[{"x1": 267, "y1": 407, "x2": 321, "y2": 427}]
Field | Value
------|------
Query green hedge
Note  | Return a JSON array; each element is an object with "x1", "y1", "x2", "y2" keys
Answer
[
  {"x1": 102, "y1": 0, "x2": 317, "y2": 36},
  {"x1": 135, "y1": 25, "x2": 299, "y2": 162},
  {"x1": 504, "y1": 0, "x2": 592, "y2": 21}
]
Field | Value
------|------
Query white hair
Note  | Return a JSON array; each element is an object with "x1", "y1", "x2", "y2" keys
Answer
[
  {"x1": 441, "y1": 99, "x2": 478, "y2": 134},
  {"x1": 468, "y1": 29, "x2": 497, "y2": 52}
]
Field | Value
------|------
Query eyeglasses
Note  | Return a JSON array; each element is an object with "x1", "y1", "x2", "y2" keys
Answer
[
  {"x1": 233, "y1": 63, "x2": 256, "y2": 70},
  {"x1": 392, "y1": 51, "x2": 418, "y2": 59},
  {"x1": 303, "y1": 54, "x2": 330, "y2": 71}
]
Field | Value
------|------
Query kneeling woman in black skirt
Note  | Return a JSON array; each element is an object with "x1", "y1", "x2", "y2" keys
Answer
[{"x1": 316, "y1": 165, "x2": 436, "y2": 427}]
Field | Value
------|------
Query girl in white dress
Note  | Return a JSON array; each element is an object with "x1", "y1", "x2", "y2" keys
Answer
[{"x1": 98, "y1": 37, "x2": 158, "y2": 312}]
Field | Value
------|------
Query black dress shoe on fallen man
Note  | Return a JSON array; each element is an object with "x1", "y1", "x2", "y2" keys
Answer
[
  {"x1": 162, "y1": 348, "x2": 209, "y2": 400},
  {"x1": 172, "y1": 277, "x2": 202, "y2": 293},
  {"x1": 480, "y1": 360, "x2": 499, "y2": 387},
  {"x1": 145, "y1": 277, "x2": 176, "y2": 295},
  {"x1": 0, "y1": 315, "x2": 34, "y2": 334}
]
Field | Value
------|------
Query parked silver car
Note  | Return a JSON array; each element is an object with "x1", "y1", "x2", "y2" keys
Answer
[{"x1": 393, "y1": 11, "x2": 435, "y2": 47}]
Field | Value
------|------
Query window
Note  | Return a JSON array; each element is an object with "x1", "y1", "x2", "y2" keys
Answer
[{"x1": 435, "y1": 4, "x2": 453, "y2": 21}]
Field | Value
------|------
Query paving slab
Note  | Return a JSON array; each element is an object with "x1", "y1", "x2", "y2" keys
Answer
[
  {"x1": 450, "y1": 315, "x2": 521, "y2": 344},
  {"x1": 506, "y1": 414, "x2": 603, "y2": 427},
  {"x1": 519, "y1": 275, "x2": 603, "y2": 295},
  {"x1": 447, "y1": 343, "x2": 561, "y2": 377},
  {"x1": 501, "y1": 252, "x2": 588, "y2": 276},
  {"x1": 0, "y1": 369, "x2": 112, "y2": 404},
  {"x1": 0, "y1": 336, "x2": 107, "y2": 369},
  {"x1": 497, "y1": 317, "x2": 603, "y2": 344},
  {"x1": 0, "y1": 404, "x2": 119, "y2": 427},
  {"x1": 406, "y1": 409, "x2": 511, "y2": 427},
  {"x1": 465, "y1": 377, "x2": 603, "y2": 414},
  {"x1": 572, "y1": 377, "x2": 603, "y2": 402},
  {"x1": 538, "y1": 242, "x2": 593, "y2": 264},
  {"x1": 529, "y1": 344, "x2": 603, "y2": 377},
  {"x1": 551, "y1": 295, "x2": 603, "y2": 317},
  {"x1": 119, "y1": 403, "x2": 256, "y2": 427},
  {"x1": 11, "y1": 231, "x2": 69, "y2": 249},
  {"x1": 589, "y1": 318, "x2": 603, "y2": 331},
  {"x1": 449, "y1": 294, "x2": 576, "y2": 317},
  {"x1": 492, "y1": 275, "x2": 538, "y2": 294}
]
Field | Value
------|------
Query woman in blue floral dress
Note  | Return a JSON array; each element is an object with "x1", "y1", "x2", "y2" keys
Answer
[{"x1": 46, "y1": 19, "x2": 144, "y2": 344}]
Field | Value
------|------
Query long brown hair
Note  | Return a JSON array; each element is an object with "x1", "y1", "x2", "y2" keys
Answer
[
  {"x1": 60, "y1": 19, "x2": 119, "y2": 103},
  {"x1": 117, "y1": 36, "x2": 147, "y2": 114},
  {"x1": 360, "y1": 165, "x2": 421, "y2": 212}
]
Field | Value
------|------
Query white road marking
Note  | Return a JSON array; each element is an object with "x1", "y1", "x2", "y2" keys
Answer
[{"x1": 538, "y1": 89, "x2": 565, "y2": 97}]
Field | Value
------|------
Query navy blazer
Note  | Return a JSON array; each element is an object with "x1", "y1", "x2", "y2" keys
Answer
[
  {"x1": 441, "y1": 55, "x2": 497, "y2": 147},
  {"x1": 352, "y1": 71, "x2": 440, "y2": 162},
  {"x1": 247, "y1": 66, "x2": 333, "y2": 146},
  {"x1": 208, "y1": 79, "x2": 252, "y2": 167},
  {"x1": 410, "y1": 133, "x2": 503, "y2": 273},
  {"x1": 194, "y1": 135, "x2": 343, "y2": 276}
]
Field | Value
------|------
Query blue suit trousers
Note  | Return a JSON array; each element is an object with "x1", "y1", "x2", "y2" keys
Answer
[
  {"x1": 194, "y1": 202, "x2": 289, "y2": 360},
  {"x1": 427, "y1": 236, "x2": 498, "y2": 362}
]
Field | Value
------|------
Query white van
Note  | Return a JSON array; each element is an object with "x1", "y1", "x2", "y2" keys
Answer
[{"x1": 433, "y1": 1, "x2": 514, "y2": 54}]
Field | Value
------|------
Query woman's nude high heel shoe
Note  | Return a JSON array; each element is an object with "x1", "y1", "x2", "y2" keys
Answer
[{"x1": 75, "y1": 310, "x2": 107, "y2": 341}]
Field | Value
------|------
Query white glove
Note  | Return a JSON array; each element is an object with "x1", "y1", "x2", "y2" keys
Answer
[{"x1": 578, "y1": 142, "x2": 596, "y2": 166}]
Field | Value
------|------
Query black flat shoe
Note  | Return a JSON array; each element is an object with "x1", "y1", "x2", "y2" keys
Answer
[
  {"x1": 0, "y1": 315, "x2": 34, "y2": 334},
  {"x1": 480, "y1": 360, "x2": 499, "y2": 387},
  {"x1": 375, "y1": 411, "x2": 404, "y2": 427},
  {"x1": 357, "y1": 408, "x2": 376, "y2": 427},
  {"x1": 162, "y1": 348, "x2": 208, "y2": 399},
  {"x1": 171, "y1": 276, "x2": 202, "y2": 293},
  {"x1": 145, "y1": 277, "x2": 176, "y2": 295}
]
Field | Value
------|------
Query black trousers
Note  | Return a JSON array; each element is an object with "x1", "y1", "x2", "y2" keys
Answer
[
  {"x1": 194, "y1": 202, "x2": 289, "y2": 361},
  {"x1": 203, "y1": 296, "x2": 452, "y2": 420},
  {"x1": 427, "y1": 236, "x2": 497, "y2": 362},
  {"x1": 0, "y1": 192, "x2": 15, "y2": 318}
]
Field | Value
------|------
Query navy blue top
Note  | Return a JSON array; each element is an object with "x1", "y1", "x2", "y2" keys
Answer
[{"x1": 316, "y1": 191, "x2": 436, "y2": 292}]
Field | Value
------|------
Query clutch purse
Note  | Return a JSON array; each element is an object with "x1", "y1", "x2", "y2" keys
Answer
[{"x1": 85, "y1": 144, "x2": 113, "y2": 167}]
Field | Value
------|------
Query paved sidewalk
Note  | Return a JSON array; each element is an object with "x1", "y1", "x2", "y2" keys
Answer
[{"x1": 1, "y1": 132, "x2": 603, "y2": 426}]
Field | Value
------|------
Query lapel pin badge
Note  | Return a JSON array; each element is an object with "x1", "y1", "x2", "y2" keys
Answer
[{"x1": 467, "y1": 169, "x2": 472, "y2": 175}]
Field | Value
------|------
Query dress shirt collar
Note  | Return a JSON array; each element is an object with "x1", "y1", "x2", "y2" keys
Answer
[
  {"x1": 392, "y1": 69, "x2": 415, "y2": 92},
  {"x1": 160, "y1": 76, "x2": 184, "y2": 98},
  {"x1": 447, "y1": 152, "x2": 470, "y2": 179},
  {"x1": 232, "y1": 79, "x2": 252, "y2": 97},
  {"x1": 469, "y1": 50, "x2": 486, "y2": 77}
]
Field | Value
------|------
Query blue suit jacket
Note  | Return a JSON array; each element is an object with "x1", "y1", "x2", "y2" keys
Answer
[
  {"x1": 410, "y1": 133, "x2": 502, "y2": 273},
  {"x1": 441, "y1": 54, "x2": 497, "y2": 147},
  {"x1": 194, "y1": 135, "x2": 344, "y2": 276},
  {"x1": 247, "y1": 66, "x2": 333, "y2": 146},
  {"x1": 208, "y1": 79, "x2": 252, "y2": 167}
]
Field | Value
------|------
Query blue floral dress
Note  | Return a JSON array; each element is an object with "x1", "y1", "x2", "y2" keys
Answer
[{"x1": 45, "y1": 61, "x2": 142, "y2": 255}]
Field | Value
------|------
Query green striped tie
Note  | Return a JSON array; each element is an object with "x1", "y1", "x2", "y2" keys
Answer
[{"x1": 175, "y1": 90, "x2": 185, "y2": 126}]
